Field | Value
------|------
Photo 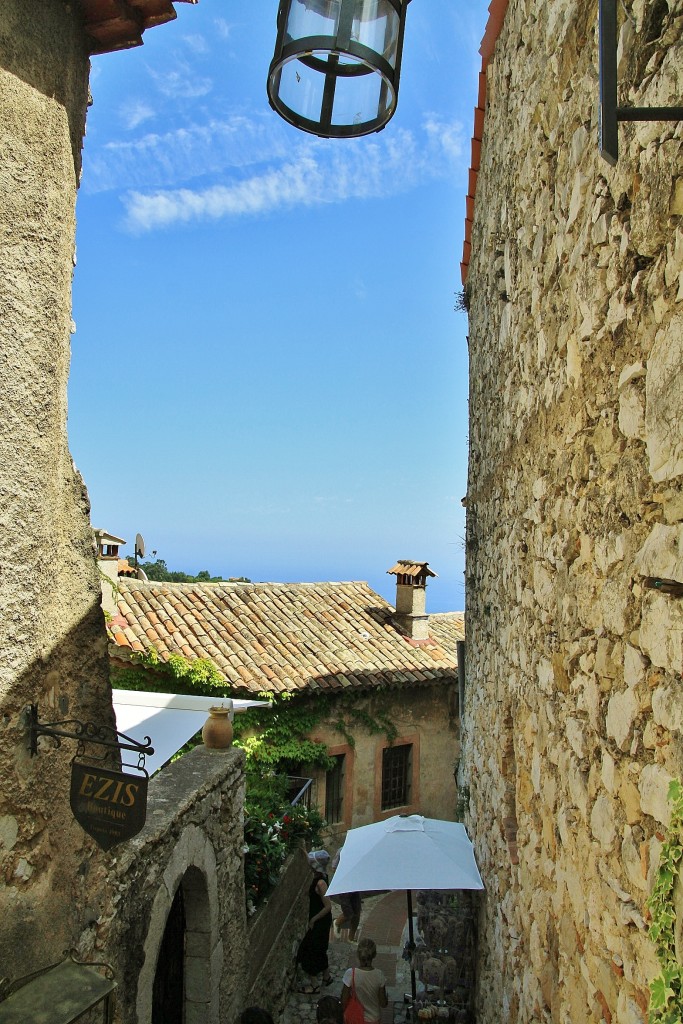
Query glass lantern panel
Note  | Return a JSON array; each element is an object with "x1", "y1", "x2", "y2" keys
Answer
[
  {"x1": 285, "y1": 0, "x2": 341, "y2": 41},
  {"x1": 330, "y1": 59, "x2": 393, "y2": 127},
  {"x1": 352, "y1": 1, "x2": 400, "y2": 69},
  {"x1": 275, "y1": 57, "x2": 327, "y2": 125}
]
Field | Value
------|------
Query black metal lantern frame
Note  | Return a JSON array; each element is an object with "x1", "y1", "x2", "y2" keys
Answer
[{"x1": 267, "y1": 0, "x2": 412, "y2": 139}]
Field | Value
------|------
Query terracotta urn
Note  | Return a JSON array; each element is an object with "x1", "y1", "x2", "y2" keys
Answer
[{"x1": 202, "y1": 705, "x2": 233, "y2": 749}]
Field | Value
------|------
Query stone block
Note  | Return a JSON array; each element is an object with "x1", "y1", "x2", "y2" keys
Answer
[
  {"x1": 634, "y1": 522, "x2": 683, "y2": 583},
  {"x1": 639, "y1": 592, "x2": 683, "y2": 675},
  {"x1": 591, "y1": 794, "x2": 617, "y2": 849},
  {"x1": 638, "y1": 763, "x2": 674, "y2": 825},
  {"x1": 0, "y1": 815, "x2": 19, "y2": 851},
  {"x1": 619, "y1": 776, "x2": 642, "y2": 825},
  {"x1": 652, "y1": 682, "x2": 683, "y2": 734},
  {"x1": 606, "y1": 689, "x2": 639, "y2": 751},
  {"x1": 566, "y1": 717, "x2": 588, "y2": 759},
  {"x1": 618, "y1": 385, "x2": 645, "y2": 440},
  {"x1": 621, "y1": 829, "x2": 647, "y2": 893},
  {"x1": 601, "y1": 751, "x2": 617, "y2": 795},
  {"x1": 646, "y1": 315, "x2": 683, "y2": 483},
  {"x1": 185, "y1": 1000, "x2": 213, "y2": 1024},
  {"x1": 623, "y1": 646, "x2": 646, "y2": 689}
]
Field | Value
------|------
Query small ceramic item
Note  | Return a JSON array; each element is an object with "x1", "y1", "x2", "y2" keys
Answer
[{"x1": 202, "y1": 704, "x2": 233, "y2": 749}]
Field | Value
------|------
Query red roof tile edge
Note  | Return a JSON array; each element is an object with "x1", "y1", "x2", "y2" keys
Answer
[{"x1": 460, "y1": 0, "x2": 510, "y2": 286}]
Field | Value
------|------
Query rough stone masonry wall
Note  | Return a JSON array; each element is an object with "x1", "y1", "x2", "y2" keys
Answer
[
  {"x1": 462, "y1": 1, "x2": 682, "y2": 1022},
  {"x1": 102, "y1": 746, "x2": 248, "y2": 1024},
  {"x1": 0, "y1": 0, "x2": 118, "y2": 977}
]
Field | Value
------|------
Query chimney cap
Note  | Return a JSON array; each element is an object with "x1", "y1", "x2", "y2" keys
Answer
[{"x1": 387, "y1": 560, "x2": 438, "y2": 580}]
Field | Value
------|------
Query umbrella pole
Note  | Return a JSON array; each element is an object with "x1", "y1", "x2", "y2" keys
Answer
[{"x1": 406, "y1": 889, "x2": 417, "y2": 1001}]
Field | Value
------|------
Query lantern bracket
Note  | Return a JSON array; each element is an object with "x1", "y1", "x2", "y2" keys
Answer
[
  {"x1": 599, "y1": 0, "x2": 683, "y2": 163},
  {"x1": 26, "y1": 703, "x2": 154, "y2": 762}
]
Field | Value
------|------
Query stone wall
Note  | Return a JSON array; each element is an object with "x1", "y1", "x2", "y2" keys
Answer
[
  {"x1": 0, "y1": 0, "x2": 117, "y2": 976},
  {"x1": 245, "y1": 849, "x2": 311, "y2": 1017},
  {"x1": 462, "y1": 1, "x2": 682, "y2": 1021},
  {"x1": 100, "y1": 745, "x2": 247, "y2": 1024}
]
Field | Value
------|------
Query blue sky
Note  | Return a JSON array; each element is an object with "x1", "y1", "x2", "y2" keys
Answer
[{"x1": 69, "y1": 1, "x2": 488, "y2": 613}]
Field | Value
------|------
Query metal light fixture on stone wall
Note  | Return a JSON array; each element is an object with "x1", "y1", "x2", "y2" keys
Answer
[
  {"x1": 598, "y1": 0, "x2": 683, "y2": 163},
  {"x1": 267, "y1": 0, "x2": 412, "y2": 139}
]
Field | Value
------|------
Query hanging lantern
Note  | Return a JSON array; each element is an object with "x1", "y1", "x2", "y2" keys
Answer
[{"x1": 267, "y1": 0, "x2": 412, "y2": 139}]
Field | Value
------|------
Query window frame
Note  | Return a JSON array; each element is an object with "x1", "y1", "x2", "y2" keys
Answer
[
  {"x1": 324, "y1": 743, "x2": 354, "y2": 829},
  {"x1": 374, "y1": 732, "x2": 420, "y2": 820}
]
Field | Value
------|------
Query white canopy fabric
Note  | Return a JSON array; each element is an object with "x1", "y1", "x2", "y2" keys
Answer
[
  {"x1": 112, "y1": 689, "x2": 270, "y2": 775},
  {"x1": 326, "y1": 814, "x2": 484, "y2": 895}
]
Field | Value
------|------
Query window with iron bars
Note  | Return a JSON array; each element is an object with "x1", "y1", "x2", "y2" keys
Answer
[
  {"x1": 381, "y1": 743, "x2": 412, "y2": 810},
  {"x1": 325, "y1": 754, "x2": 345, "y2": 824}
]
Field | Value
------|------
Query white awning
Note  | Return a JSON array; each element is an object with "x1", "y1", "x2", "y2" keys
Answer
[{"x1": 112, "y1": 689, "x2": 270, "y2": 776}]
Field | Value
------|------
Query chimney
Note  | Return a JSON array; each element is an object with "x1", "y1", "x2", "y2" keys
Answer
[
  {"x1": 386, "y1": 560, "x2": 437, "y2": 641},
  {"x1": 94, "y1": 529, "x2": 127, "y2": 617}
]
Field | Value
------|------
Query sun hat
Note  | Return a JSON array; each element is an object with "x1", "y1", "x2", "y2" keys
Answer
[{"x1": 308, "y1": 850, "x2": 330, "y2": 870}]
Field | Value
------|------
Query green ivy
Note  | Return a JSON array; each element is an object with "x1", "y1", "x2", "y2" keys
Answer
[
  {"x1": 231, "y1": 690, "x2": 399, "y2": 773},
  {"x1": 647, "y1": 778, "x2": 683, "y2": 1024},
  {"x1": 111, "y1": 648, "x2": 229, "y2": 697}
]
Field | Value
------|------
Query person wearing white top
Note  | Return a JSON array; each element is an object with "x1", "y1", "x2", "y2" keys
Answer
[{"x1": 341, "y1": 938, "x2": 388, "y2": 1024}]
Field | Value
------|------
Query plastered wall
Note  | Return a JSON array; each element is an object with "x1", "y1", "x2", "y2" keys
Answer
[
  {"x1": 310, "y1": 686, "x2": 459, "y2": 831},
  {"x1": 0, "y1": 0, "x2": 116, "y2": 975},
  {"x1": 462, "y1": 1, "x2": 682, "y2": 1021}
]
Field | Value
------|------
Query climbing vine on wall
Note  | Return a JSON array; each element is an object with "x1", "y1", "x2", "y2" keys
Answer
[
  {"x1": 647, "y1": 778, "x2": 683, "y2": 1024},
  {"x1": 232, "y1": 689, "x2": 399, "y2": 772},
  {"x1": 113, "y1": 654, "x2": 399, "y2": 773},
  {"x1": 110, "y1": 648, "x2": 229, "y2": 696}
]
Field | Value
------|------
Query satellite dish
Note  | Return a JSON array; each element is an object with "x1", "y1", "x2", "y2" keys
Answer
[{"x1": 135, "y1": 533, "x2": 145, "y2": 559}]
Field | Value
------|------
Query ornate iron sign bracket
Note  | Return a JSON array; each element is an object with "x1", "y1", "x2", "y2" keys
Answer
[
  {"x1": 26, "y1": 704, "x2": 154, "y2": 762},
  {"x1": 599, "y1": 0, "x2": 683, "y2": 163}
]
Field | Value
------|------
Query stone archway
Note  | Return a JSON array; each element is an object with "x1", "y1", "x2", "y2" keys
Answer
[{"x1": 137, "y1": 825, "x2": 222, "y2": 1024}]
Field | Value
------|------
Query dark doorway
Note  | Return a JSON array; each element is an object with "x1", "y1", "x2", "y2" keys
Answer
[{"x1": 152, "y1": 885, "x2": 185, "y2": 1024}]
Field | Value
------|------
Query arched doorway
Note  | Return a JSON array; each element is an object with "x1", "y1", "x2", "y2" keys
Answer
[
  {"x1": 152, "y1": 884, "x2": 185, "y2": 1024},
  {"x1": 136, "y1": 827, "x2": 221, "y2": 1024},
  {"x1": 149, "y1": 864, "x2": 214, "y2": 1024}
]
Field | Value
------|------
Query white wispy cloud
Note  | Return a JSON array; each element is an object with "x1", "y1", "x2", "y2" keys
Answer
[
  {"x1": 121, "y1": 117, "x2": 465, "y2": 233},
  {"x1": 148, "y1": 61, "x2": 212, "y2": 100},
  {"x1": 84, "y1": 115, "x2": 290, "y2": 193},
  {"x1": 423, "y1": 114, "x2": 464, "y2": 162},
  {"x1": 119, "y1": 99, "x2": 154, "y2": 131},
  {"x1": 183, "y1": 34, "x2": 209, "y2": 55},
  {"x1": 214, "y1": 18, "x2": 233, "y2": 40}
]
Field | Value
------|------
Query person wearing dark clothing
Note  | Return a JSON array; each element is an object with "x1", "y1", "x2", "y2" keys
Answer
[
  {"x1": 335, "y1": 891, "x2": 362, "y2": 941},
  {"x1": 296, "y1": 850, "x2": 333, "y2": 992}
]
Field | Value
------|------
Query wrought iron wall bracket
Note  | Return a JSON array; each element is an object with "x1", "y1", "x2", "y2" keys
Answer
[
  {"x1": 26, "y1": 704, "x2": 153, "y2": 759},
  {"x1": 599, "y1": 0, "x2": 683, "y2": 164}
]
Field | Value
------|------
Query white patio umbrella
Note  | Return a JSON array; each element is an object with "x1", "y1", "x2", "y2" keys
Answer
[{"x1": 327, "y1": 814, "x2": 484, "y2": 999}]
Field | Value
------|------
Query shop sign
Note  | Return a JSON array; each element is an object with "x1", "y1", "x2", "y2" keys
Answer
[{"x1": 70, "y1": 762, "x2": 148, "y2": 851}]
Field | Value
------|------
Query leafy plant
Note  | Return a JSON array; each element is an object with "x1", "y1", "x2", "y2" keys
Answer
[
  {"x1": 130, "y1": 557, "x2": 251, "y2": 584},
  {"x1": 110, "y1": 648, "x2": 229, "y2": 697},
  {"x1": 647, "y1": 778, "x2": 683, "y2": 1024},
  {"x1": 243, "y1": 769, "x2": 326, "y2": 908}
]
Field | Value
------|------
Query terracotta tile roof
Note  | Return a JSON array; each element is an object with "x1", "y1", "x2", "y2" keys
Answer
[
  {"x1": 77, "y1": 0, "x2": 197, "y2": 56},
  {"x1": 110, "y1": 580, "x2": 464, "y2": 696},
  {"x1": 461, "y1": 0, "x2": 510, "y2": 285},
  {"x1": 427, "y1": 613, "x2": 466, "y2": 648}
]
